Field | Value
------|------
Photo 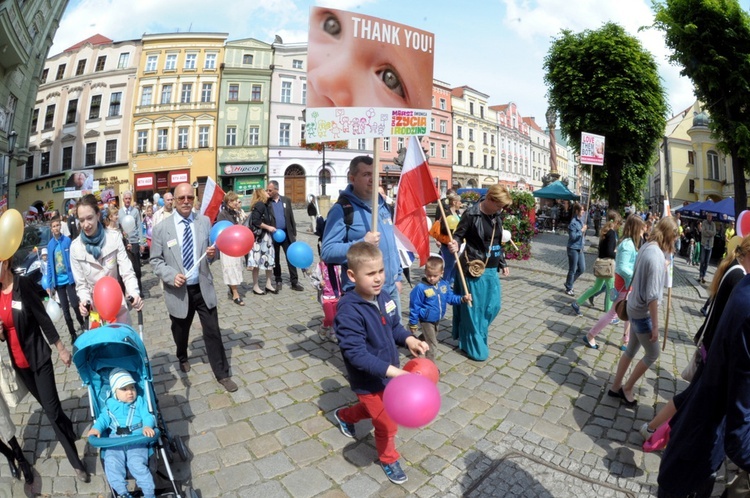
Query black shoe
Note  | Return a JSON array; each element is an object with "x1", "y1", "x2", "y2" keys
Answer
[
  {"x1": 6, "y1": 456, "x2": 19, "y2": 480},
  {"x1": 291, "y1": 283, "x2": 304, "y2": 292},
  {"x1": 75, "y1": 468, "x2": 90, "y2": 483},
  {"x1": 276, "y1": 282, "x2": 283, "y2": 291},
  {"x1": 19, "y1": 458, "x2": 33, "y2": 484}
]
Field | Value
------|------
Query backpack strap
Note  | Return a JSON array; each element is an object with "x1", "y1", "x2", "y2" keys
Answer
[{"x1": 336, "y1": 197, "x2": 354, "y2": 243}]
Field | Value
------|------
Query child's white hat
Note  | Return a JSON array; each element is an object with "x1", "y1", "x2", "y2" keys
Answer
[
  {"x1": 41, "y1": 248, "x2": 47, "y2": 256},
  {"x1": 110, "y1": 368, "x2": 135, "y2": 391}
]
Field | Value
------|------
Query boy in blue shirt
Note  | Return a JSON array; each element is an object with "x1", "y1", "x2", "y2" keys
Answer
[
  {"x1": 333, "y1": 242, "x2": 429, "y2": 485},
  {"x1": 89, "y1": 368, "x2": 156, "y2": 498},
  {"x1": 409, "y1": 256, "x2": 471, "y2": 363}
]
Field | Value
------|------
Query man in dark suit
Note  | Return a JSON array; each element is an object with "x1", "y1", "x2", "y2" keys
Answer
[
  {"x1": 266, "y1": 180, "x2": 303, "y2": 291},
  {"x1": 150, "y1": 183, "x2": 237, "y2": 392}
]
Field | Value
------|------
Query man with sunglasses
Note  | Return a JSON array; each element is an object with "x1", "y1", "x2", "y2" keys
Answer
[
  {"x1": 150, "y1": 183, "x2": 238, "y2": 392},
  {"x1": 266, "y1": 181, "x2": 303, "y2": 291}
]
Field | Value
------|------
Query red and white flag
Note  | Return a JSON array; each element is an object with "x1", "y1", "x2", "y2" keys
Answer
[
  {"x1": 200, "y1": 177, "x2": 225, "y2": 223},
  {"x1": 394, "y1": 135, "x2": 440, "y2": 266}
]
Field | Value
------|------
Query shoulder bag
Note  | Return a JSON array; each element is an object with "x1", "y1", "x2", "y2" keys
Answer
[
  {"x1": 593, "y1": 258, "x2": 615, "y2": 278},
  {"x1": 0, "y1": 351, "x2": 28, "y2": 408},
  {"x1": 465, "y1": 217, "x2": 497, "y2": 278}
]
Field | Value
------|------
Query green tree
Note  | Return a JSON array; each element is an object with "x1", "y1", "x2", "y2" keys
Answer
[
  {"x1": 653, "y1": 0, "x2": 750, "y2": 218},
  {"x1": 544, "y1": 23, "x2": 668, "y2": 209}
]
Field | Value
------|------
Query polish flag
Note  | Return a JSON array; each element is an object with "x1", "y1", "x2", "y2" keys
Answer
[
  {"x1": 200, "y1": 177, "x2": 225, "y2": 223},
  {"x1": 393, "y1": 135, "x2": 440, "y2": 266}
]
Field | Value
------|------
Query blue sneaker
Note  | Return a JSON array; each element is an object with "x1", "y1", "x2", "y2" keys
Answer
[
  {"x1": 571, "y1": 302, "x2": 582, "y2": 316},
  {"x1": 334, "y1": 408, "x2": 355, "y2": 438},
  {"x1": 380, "y1": 460, "x2": 408, "y2": 484},
  {"x1": 610, "y1": 318, "x2": 621, "y2": 325}
]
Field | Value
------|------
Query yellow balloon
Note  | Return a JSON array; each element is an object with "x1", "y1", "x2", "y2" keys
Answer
[
  {"x1": 447, "y1": 215, "x2": 460, "y2": 230},
  {"x1": 0, "y1": 209, "x2": 25, "y2": 261},
  {"x1": 727, "y1": 235, "x2": 744, "y2": 257}
]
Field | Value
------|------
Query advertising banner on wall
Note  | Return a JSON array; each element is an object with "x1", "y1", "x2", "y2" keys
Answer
[
  {"x1": 305, "y1": 7, "x2": 435, "y2": 143},
  {"x1": 580, "y1": 132, "x2": 606, "y2": 166}
]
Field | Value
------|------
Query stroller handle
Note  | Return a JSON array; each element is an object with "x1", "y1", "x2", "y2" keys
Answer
[{"x1": 127, "y1": 296, "x2": 144, "y2": 327}]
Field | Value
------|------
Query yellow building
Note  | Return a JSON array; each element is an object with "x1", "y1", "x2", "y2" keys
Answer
[{"x1": 131, "y1": 33, "x2": 227, "y2": 203}]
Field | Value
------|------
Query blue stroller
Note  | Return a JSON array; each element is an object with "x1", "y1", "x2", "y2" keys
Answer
[{"x1": 72, "y1": 318, "x2": 194, "y2": 498}]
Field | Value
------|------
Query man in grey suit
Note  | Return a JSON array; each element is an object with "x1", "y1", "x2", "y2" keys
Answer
[
  {"x1": 150, "y1": 183, "x2": 238, "y2": 392},
  {"x1": 119, "y1": 191, "x2": 143, "y2": 293}
]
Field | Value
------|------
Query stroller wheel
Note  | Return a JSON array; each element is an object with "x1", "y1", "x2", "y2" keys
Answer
[{"x1": 174, "y1": 435, "x2": 189, "y2": 462}]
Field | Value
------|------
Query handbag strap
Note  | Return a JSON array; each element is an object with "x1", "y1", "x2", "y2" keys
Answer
[
  {"x1": 465, "y1": 216, "x2": 497, "y2": 267},
  {"x1": 696, "y1": 263, "x2": 743, "y2": 346}
]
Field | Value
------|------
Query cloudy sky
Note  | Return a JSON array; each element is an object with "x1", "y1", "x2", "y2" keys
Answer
[{"x1": 52, "y1": 0, "x2": 729, "y2": 124}]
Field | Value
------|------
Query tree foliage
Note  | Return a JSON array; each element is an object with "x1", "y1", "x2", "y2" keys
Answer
[
  {"x1": 653, "y1": 0, "x2": 750, "y2": 218},
  {"x1": 544, "y1": 23, "x2": 668, "y2": 209}
]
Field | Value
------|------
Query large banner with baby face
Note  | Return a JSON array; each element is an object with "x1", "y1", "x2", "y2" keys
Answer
[{"x1": 305, "y1": 7, "x2": 435, "y2": 143}]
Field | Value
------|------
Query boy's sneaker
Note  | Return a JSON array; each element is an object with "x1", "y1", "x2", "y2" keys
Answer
[
  {"x1": 571, "y1": 302, "x2": 582, "y2": 316},
  {"x1": 565, "y1": 289, "x2": 575, "y2": 296},
  {"x1": 333, "y1": 408, "x2": 355, "y2": 438},
  {"x1": 319, "y1": 326, "x2": 331, "y2": 340},
  {"x1": 610, "y1": 318, "x2": 621, "y2": 325},
  {"x1": 380, "y1": 460, "x2": 408, "y2": 484}
]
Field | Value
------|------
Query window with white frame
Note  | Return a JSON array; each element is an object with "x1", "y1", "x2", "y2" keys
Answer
[
  {"x1": 302, "y1": 83, "x2": 307, "y2": 105},
  {"x1": 161, "y1": 84, "x2": 172, "y2": 104},
  {"x1": 430, "y1": 142, "x2": 435, "y2": 157},
  {"x1": 41, "y1": 151, "x2": 50, "y2": 175},
  {"x1": 85, "y1": 143, "x2": 96, "y2": 166},
  {"x1": 483, "y1": 154, "x2": 487, "y2": 168},
  {"x1": 226, "y1": 126, "x2": 237, "y2": 146},
  {"x1": 178, "y1": 127, "x2": 189, "y2": 149},
  {"x1": 483, "y1": 132, "x2": 487, "y2": 145},
  {"x1": 251, "y1": 84, "x2": 261, "y2": 101},
  {"x1": 140, "y1": 86, "x2": 152, "y2": 106},
  {"x1": 469, "y1": 129, "x2": 474, "y2": 142},
  {"x1": 145, "y1": 55, "x2": 157, "y2": 72},
  {"x1": 300, "y1": 123, "x2": 306, "y2": 141},
  {"x1": 491, "y1": 134, "x2": 495, "y2": 146},
  {"x1": 708, "y1": 151, "x2": 720, "y2": 180},
  {"x1": 181, "y1": 83, "x2": 192, "y2": 103},
  {"x1": 108, "y1": 92, "x2": 122, "y2": 116},
  {"x1": 201, "y1": 83, "x2": 212, "y2": 103},
  {"x1": 397, "y1": 137, "x2": 404, "y2": 150},
  {"x1": 242, "y1": 54, "x2": 253, "y2": 64},
  {"x1": 281, "y1": 81, "x2": 292, "y2": 103},
  {"x1": 469, "y1": 152, "x2": 474, "y2": 166},
  {"x1": 25, "y1": 155, "x2": 33, "y2": 179},
  {"x1": 137, "y1": 130, "x2": 148, "y2": 153},
  {"x1": 165, "y1": 54, "x2": 177, "y2": 71},
  {"x1": 383, "y1": 137, "x2": 390, "y2": 152},
  {"x1": 228, "y1": 84, "x2": 239, "y2": 101},
  {"x1": 457, "y1": 150, "x2": 463, "y2": 165},
  {"x1": 62, "y1": 147, "x2": 73, "y2": 170},
  {"x1": 440, "y1": 98, "x2": 446, "y2": 110},
  {"x1": 292, "y1": 59, "x2": 303, "y2": 69},
  {"x1": 157, "y1": 129, "x2": 168, "y2": 151},
  {"x1": 358, "y1": 139, "x2": 366, "y2": 150},
  {"x1": 95, "y1": 56, "x2": 107, "y2": 71},
  {"x1": 441, "y1": 144, "x2": 447, "y2": 159},
  {"x1": 204, "y1": 53, "x2": 217, "y2": 69},
  {"x1": 440, "y1": 120, "x2": 446, "y2": 133},
  {"x1": 430, "y1": 118, "x2": 435, "y2": 132},
  {"x1": 184, "y1": 53, "x2": 197, "y2": 69},
  {"x1": 279, "y1": 123, "x2": 290, "y2": 146},
  {"x1": 117, "y1": 53, "x2": 130, "y2": 69},
  {"x1": 89, "y1": 95, "x2": 101, "y2": 119},
  {"x1": 199, "y1": 126, "x2": 209, "y2": 148},
  {"x1": 457, "y1": 125, "x2": 462, "y2": 139},
  {"x1": 105, "y1": 139, "x2": 117, "y2": 163},
  {"x1": 248, "y1": 126, "x2": 259, "y2": 146}
]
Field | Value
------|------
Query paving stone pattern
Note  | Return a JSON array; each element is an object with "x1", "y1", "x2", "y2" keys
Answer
[{"x1": 0, "y1": 216, "x2": 715, "y2": 497}]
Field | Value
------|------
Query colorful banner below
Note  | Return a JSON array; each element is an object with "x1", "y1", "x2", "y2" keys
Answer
[{"x1": 304, "y1": 107, "x2": 431, "y2": 142}]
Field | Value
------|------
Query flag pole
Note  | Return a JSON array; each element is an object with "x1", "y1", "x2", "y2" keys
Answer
[
  {"x1": 437, "y1": 200, "x2": 471, "y2": 308},
  {"x1": 371, "y1": 137, "x2": 381, "y2": 232}
]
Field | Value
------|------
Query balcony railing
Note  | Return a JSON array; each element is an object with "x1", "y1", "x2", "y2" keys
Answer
[{"x1": 135, "y1": 101, "x2": 216, "y2": 113}]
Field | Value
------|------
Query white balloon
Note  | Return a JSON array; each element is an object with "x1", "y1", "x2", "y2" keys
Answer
[
  {"x1": 153, "y1": 193, "x2": 161, "y2": 202},
  {"x1": 501, "y1": 229, "x2": 512, "y2": 244},
  {"x1": 46, "y1": 298, "x2": 63, "y2": 321},
  {"x1": 121, "y1": 214, "x2": 136, "y2": 233}
]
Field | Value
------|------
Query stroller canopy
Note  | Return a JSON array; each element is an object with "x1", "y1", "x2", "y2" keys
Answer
[{"x1": 73, "y1": 324, "x2": 151, "y2": 388}]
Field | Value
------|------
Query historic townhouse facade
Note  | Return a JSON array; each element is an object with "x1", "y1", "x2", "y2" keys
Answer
[
  {"x1": 217, "y1": 38, "x2": 273, "y2": 208},
  {"x1": 524, "y1": 116, "x2": 549, "y2": 191},
  {"x1": 131, "y1": 32, "x2": 227, "y2": 204},
  {"x1": 1, "y1": 0, "x2": 68, "y2": 211},
  {"x1": 19, "y1": 35, "x2": 141, "y2": 213},
  {"x1": 450, "y1": 86, "x2": 499, "y2": 189},
  {"x1": 268, "y1": 41, "x2": 374, "y2": 207},
  {"x1": 491, "y1": 102, "x2": 531, "y2": 191}
]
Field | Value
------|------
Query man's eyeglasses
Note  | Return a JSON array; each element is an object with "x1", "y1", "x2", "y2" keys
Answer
[{"x1": 176, "y1": 195, "x2": 195, "y2": 202}]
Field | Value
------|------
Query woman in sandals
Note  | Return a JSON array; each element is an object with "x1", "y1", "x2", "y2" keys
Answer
[
  {"x1": 607, "y1": 216, "x2": 678, "y2": 407},
  {"x1": 216, "y1": 191, "x2": 247, "y2": 306},
  {"x1": 246, "y1": 188, "x2": 277, "y2": 296}
]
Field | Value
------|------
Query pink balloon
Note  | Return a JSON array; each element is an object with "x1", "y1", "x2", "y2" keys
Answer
[
  {"x1": 215, "y1": 224, "x2": 255, "y2": 257},
  {"x1": 383, "y1": 374, "x2": 441, "y2": 428},
  {"x1": 738, "y1": 210, "x2": 750, "y2": 238}
]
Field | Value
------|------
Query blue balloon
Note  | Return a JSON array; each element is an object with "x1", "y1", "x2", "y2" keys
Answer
[
  {"x1": 210, "y1": 220, "x2": 233, "y2": 245},
  {"x1": 158, "y1": 198, "x2": 164, "y2": 207},
  {"x1": 273, "y1": 229, "x2": 286, "y2": 243},
  {"x1": 287, "y1": 241, "x2": 314, "y2": 269}
]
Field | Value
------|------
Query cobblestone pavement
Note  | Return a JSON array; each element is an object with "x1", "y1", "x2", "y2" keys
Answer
[{"x1": 0, "y1": 217, "x2": 712, "y2": 497}]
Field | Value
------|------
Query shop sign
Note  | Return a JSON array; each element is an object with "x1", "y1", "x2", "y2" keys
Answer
[
  {"x1": 137, "y1": 176, "x2": 154, "y2": 188},
  {"x1": 235, "y1": 178, "x2": 265, "y2": 193},
  {"x1": 171, "y1": 172, "x2": 189, "y2": 183},
  {"x1": 223, "y1": 164, "x2": 266, "y2": 175}
]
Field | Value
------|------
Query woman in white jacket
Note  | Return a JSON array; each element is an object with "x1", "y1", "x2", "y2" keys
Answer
[{"x1": 70, "y1": 194, "x2": 143, "y2": 324}]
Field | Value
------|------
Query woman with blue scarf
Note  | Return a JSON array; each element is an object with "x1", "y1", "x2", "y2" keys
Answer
[{"x1": 70, "y1": 195, "x2": 142, "y2": 324}]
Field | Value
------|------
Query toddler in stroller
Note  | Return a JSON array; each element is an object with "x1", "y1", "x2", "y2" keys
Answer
[{"x1": 89, "y1": 368, "x2": 156, "y2": 498}]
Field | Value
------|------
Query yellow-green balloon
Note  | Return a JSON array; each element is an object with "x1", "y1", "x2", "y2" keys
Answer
[
  {"x1": 0, "y1": 209, "x2": 24, "y2": 261},
  {"x1": 447, "y1": 215, "x2": 460, "y2": 230},
  {"x1": 727, "y1": 235, "x2": 743, "y2": 257}
]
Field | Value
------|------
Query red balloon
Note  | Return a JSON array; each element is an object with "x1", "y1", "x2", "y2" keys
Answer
[
  {"x1": 383, "y1": 374, "x2": 441, "y2": 428},
  {"x1": 738, "y1": 210, "x2": 750, "y2": 238},
  {"x1": 404, "y1": 358, "x2": 440, "y2": 384},
  {"x1": 93, "y1": 276, "x2": 123, "y2": 322},
  {"x1": 215, "y1": 224, "x2": 255, "y2": 257}
]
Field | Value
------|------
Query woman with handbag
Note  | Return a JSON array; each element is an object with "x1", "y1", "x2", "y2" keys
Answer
[
  {"x1": 247, "y1": 188, "x2": 277, "y2": 296},
  {"x1": 446, "y1": 185, "x2": 512, "y2": 361},
  {"x1": 607, "y1": 216, "x2": 679, "y2": 407},
  {"x1": 571, "y1": 210, "x2": 622, "y2": 319},
  {"x1": 217, "y1": 191, "x2": 247, "y2": 306},
  {"x1": 0, "y1": 259, "x2": 89, "y2": 483},
  {"x1": 582, "y1": 215, "x2": 644, "y2": 349},
  {"x1": 638, "y1": 236, "x2": 750, "y2": 450}
]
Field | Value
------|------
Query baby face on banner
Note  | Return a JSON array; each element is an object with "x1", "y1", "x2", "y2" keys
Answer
[{"x1": 307, "y1": 7, "x2": 434, "y2": 110}]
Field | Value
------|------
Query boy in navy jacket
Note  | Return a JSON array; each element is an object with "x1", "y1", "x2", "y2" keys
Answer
[
  {"x1": 333, "y1": 242, "x2": 428, "y2": 485},
  {"x1": 408, "y1": 256, "x2": 471, "y2": 363}
]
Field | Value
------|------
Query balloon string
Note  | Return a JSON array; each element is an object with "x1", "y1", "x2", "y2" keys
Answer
[{"x1": 184, "y1": 244, "x2": 213, "y2": 279}]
